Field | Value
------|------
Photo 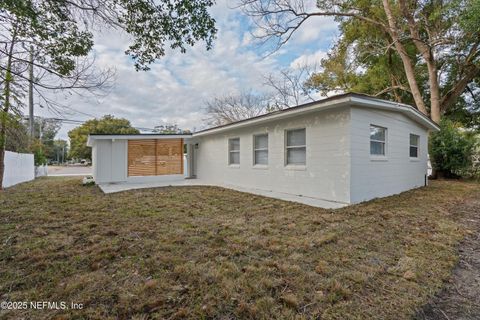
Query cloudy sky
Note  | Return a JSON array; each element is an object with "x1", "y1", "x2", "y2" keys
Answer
[{"x1": 36, "y1": 0, "x2": 339, "y2": 139}]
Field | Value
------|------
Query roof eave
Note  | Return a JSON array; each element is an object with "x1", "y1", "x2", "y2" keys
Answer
[
  {"x1": 192, "y1": 95, "x2": 440, "y2": 136},
  {"x1": 192, "y1": 96, "x2": 352, "y2": 137},
  {"x1": 349, "y1": 96, "x2": 440, "y2": 131},
  {"x1": 86, "y1": 134, "x2": 193, "y2": 147},
  {"x1": 87, "y1": 136, "x2": 93, "y2": 147}
]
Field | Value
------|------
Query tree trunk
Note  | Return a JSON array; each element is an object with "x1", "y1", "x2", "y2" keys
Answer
[
  {"x1": 397, "y1": 0, "x2": 442, "y2": 123},
  {"x1": 0, "y1": 80, "x2": 10, "y2": 191},
  {"x1": 427, "y1": 60, "x2": 441, "y2": 123},
  {"x1": 0, "y1": 30, "x2": 16, "y2": 190},
  {"x1": 0, "y1": 117, "x2": 5, "y2": 190},
  {"x1": 382, "y1": 0, "x2": 428, "y2": 116}
]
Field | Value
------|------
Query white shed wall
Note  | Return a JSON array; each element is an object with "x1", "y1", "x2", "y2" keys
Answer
[
  {"x1": 349, "y1": 107, "x2": 429, "y2": 203},
  {"x1": 193, "y1": 108, "x2": 351, "y2": 203},
  {"x1": 92, "y1": 139, "x2": 127, "y2": 184},
  {"x1": 3, "y1": 151, "x2": 35, "y2": 188}
]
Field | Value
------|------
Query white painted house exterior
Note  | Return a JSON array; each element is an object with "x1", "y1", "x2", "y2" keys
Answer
[{"x1": 87, "y1": 93, "x2": 439, "y2": 206}]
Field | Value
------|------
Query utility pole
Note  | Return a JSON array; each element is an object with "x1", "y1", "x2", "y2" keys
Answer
[{"x1": 28, "y1": 45, "x2": 34, "y2": 138}]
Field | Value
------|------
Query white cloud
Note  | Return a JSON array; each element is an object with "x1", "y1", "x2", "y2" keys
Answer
[
  {"x1": 291, "y1": 17, "x2": 338, "y2": 44},
  {"x1": 290, "y1": 50, "x2": 327, "y2": 69},
  {"x1": 35, "y1": 0, "x2": 337, "y2": 140}
]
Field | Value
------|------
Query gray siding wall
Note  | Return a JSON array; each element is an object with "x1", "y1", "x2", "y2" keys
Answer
[
  {"x1": 349, "y1": 107, "x2": 428, "y2": 203},
  {"x1": 194, "y1": 107, "x2": 351, "y2": 203}
]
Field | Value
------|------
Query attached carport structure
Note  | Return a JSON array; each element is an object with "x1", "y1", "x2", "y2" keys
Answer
[{"x1": 86, "y1": 134, "x2": 195, "y2": 184}]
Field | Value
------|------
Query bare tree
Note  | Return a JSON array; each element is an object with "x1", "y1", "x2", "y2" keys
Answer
[
  {"x1": 204, "y1": 92, "x2": 274, "y2": 126},
  {"x1": 204, "y1": 64, "x2": 320, "y2": 127},
  {"x1": 153, "y1": 124, "x2": 190, "y2": 134},
  {"x1": 238, "y1": 0, "x2": 480, "y2": 124},
  {"x1": 264, "y1": 63, "x2": 318, "y2": 109},
  {"x1": 0, "y1": 10, "x2": 112, "y2": 189}
]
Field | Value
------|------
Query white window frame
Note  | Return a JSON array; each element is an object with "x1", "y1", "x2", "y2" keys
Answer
[
  {"x1": 228, "y1": 137, "x2": 240, "y2": 166},
  {"x1": 253, "y1": 133, "x2": 268, "y2": 166},
  {"x1": 409, "y1": 134, "x2": 420, "y2": 158},
  {"x1": 370, "y1": 125, "x2": 387, "y2": 158},
  {"x1": 285, "y1": 128, "x2": 306, "y2": 167}
]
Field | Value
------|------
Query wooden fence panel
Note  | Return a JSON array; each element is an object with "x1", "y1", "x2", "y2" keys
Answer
[
  {"x1": 128, "y1": 140, "x2": 156, "y2": 176},
  {"x1": 128, "y1": 138, "x2": 183, "y2": 177},
  {"x1": 156, "y1": 139, "x2": 183, "y2": 175}
]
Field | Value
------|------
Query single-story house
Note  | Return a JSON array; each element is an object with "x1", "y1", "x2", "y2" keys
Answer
[{"x1": 87, "y1": 93, "x2": 440, "y2": 206}]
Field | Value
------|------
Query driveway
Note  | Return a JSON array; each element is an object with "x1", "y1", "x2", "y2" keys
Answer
[{"x1": 48, "y1": 165, "x2": 92, "y2": 176}]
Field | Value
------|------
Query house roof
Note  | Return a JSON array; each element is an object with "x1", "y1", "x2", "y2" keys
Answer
[
  {"x1": 193, "y1": 93, "x2": 440, "y2": 136},
  {"x1": 86, "y1": 133, "x2": 192, "y2": 146},
  {"x1": 87, "y1": 93, "x2": 440, "y2": 146}
]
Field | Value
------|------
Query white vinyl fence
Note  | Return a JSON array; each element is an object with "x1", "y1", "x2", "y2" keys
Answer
[
  {"x1": 3, "y1": 151, "x2": 35, "y2": 188},
  {"x1": 35, "y1": 165, "x2": 48, "y2": 177}
]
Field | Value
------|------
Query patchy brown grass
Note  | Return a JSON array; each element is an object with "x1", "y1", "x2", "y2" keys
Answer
[{"x1": 0, "y1": 177, "x2": 478, "y2": 319}]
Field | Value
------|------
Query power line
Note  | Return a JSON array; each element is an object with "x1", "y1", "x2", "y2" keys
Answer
[
  {"x1": 21, "y1": 115, "x2": 157, "y2": 132},
  {"x1": 60, "y1": 105, "x2": 98, "y2": 118},
  {"x1": 43, "y1": 117, "x2": 157, "y2": 132}
]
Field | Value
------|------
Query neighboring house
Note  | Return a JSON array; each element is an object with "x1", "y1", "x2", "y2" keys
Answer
[{"x1": 87, "y1": 93, "x2": 439, "y2": 205}]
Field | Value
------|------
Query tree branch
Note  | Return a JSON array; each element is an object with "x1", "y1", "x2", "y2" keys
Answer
[
  {"x1": 440, "y1": 64, "x2": 480, "y2": 112},
  {"x1": 375, "y1": 85, "x2": 411, "y2": 96},
  {"x1": 382, "y1": 0, "x2": 428, "y2": 115}
]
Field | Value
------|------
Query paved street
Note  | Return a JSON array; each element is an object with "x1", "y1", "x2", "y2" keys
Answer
[{"x1": 48, "y1": 165, "x2": 92, "y2": 176}]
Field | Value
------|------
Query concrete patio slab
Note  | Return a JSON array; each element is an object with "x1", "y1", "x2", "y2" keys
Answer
[{"x1": 98, "y1": 179, "x2": 348, "y2": 209}]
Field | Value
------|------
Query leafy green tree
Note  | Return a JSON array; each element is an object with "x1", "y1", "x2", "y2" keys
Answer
[
  {"x1": 52, "y1": 140, "x2": 69, "y2": 164},
  {"x1": 30, "y1": 139, "x2": 48, "y2": 166},
  {"x1": 0, "y1": 0, "x2": 217, "y2": 72},
  {"x1": 430, "y1": 119, "x2": 477, "y2": 178},
  {"x1": 32, "y1": 118, "x2": 62, "y2": 161},
  {"x1": 443, "y1": 95, "x2": 480, "y2": 129},
  {"x1": 68, "y1": 115, "x2": 139, "y2": 160},
  {"x1": 240, "y1": 0, "x2": 480, "y2": 124},
  {"x1": 4, "y1": 115, "x2": 30, "y2": 153}
]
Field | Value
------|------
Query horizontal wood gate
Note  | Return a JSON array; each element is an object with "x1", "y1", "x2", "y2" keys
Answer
[{"x1": 127, "y1": 139, "x2": 183, "y2": 176}]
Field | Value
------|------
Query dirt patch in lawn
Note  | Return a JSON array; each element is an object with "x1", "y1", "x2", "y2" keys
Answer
[
  {"x1": 415, "y1": 193, "x2": 480, "y2": 320},
  {"x1": 0, "y1": 178, "x2": 479, "y2": 319}
]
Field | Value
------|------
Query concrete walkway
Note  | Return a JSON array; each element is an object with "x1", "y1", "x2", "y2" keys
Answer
[{"x1": 99, "y1": 179, "x2": 348, "y2": 209}]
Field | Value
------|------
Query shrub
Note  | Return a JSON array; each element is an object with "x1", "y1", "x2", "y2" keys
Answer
[
  {"x1": 34, "y1": 149, "x2": 48, "y2": 166},
  {"x1": 465, "y1": 136, "x2": 480, "y2": 178},
  {"x1": 30, "y1": 139, "x2": 48, "y2": 166},
  {"x1": 429, "y1": 119, "x2": 476, "y2": 178}
]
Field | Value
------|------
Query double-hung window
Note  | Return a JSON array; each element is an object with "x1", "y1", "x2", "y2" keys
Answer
[
  {"x1": 370, "y1": 125, "x2": 387, "y2": 156},
  {"x1": 253, "y1": 134, "x2": 268, "y2": 165},
  {"x1": 285, "y1": 128, "x2": 306, "y2": 165},
  {"x1": 409, "y1": 134, "x2": 419, "y2": 158},
  {"x1": 228, "y1": 138, "x2": 240, "y2": 165}
]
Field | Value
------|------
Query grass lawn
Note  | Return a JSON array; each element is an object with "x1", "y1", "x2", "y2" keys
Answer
[{"x1": 0, "y1": 178, "x2": 479, "y2": 319}]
